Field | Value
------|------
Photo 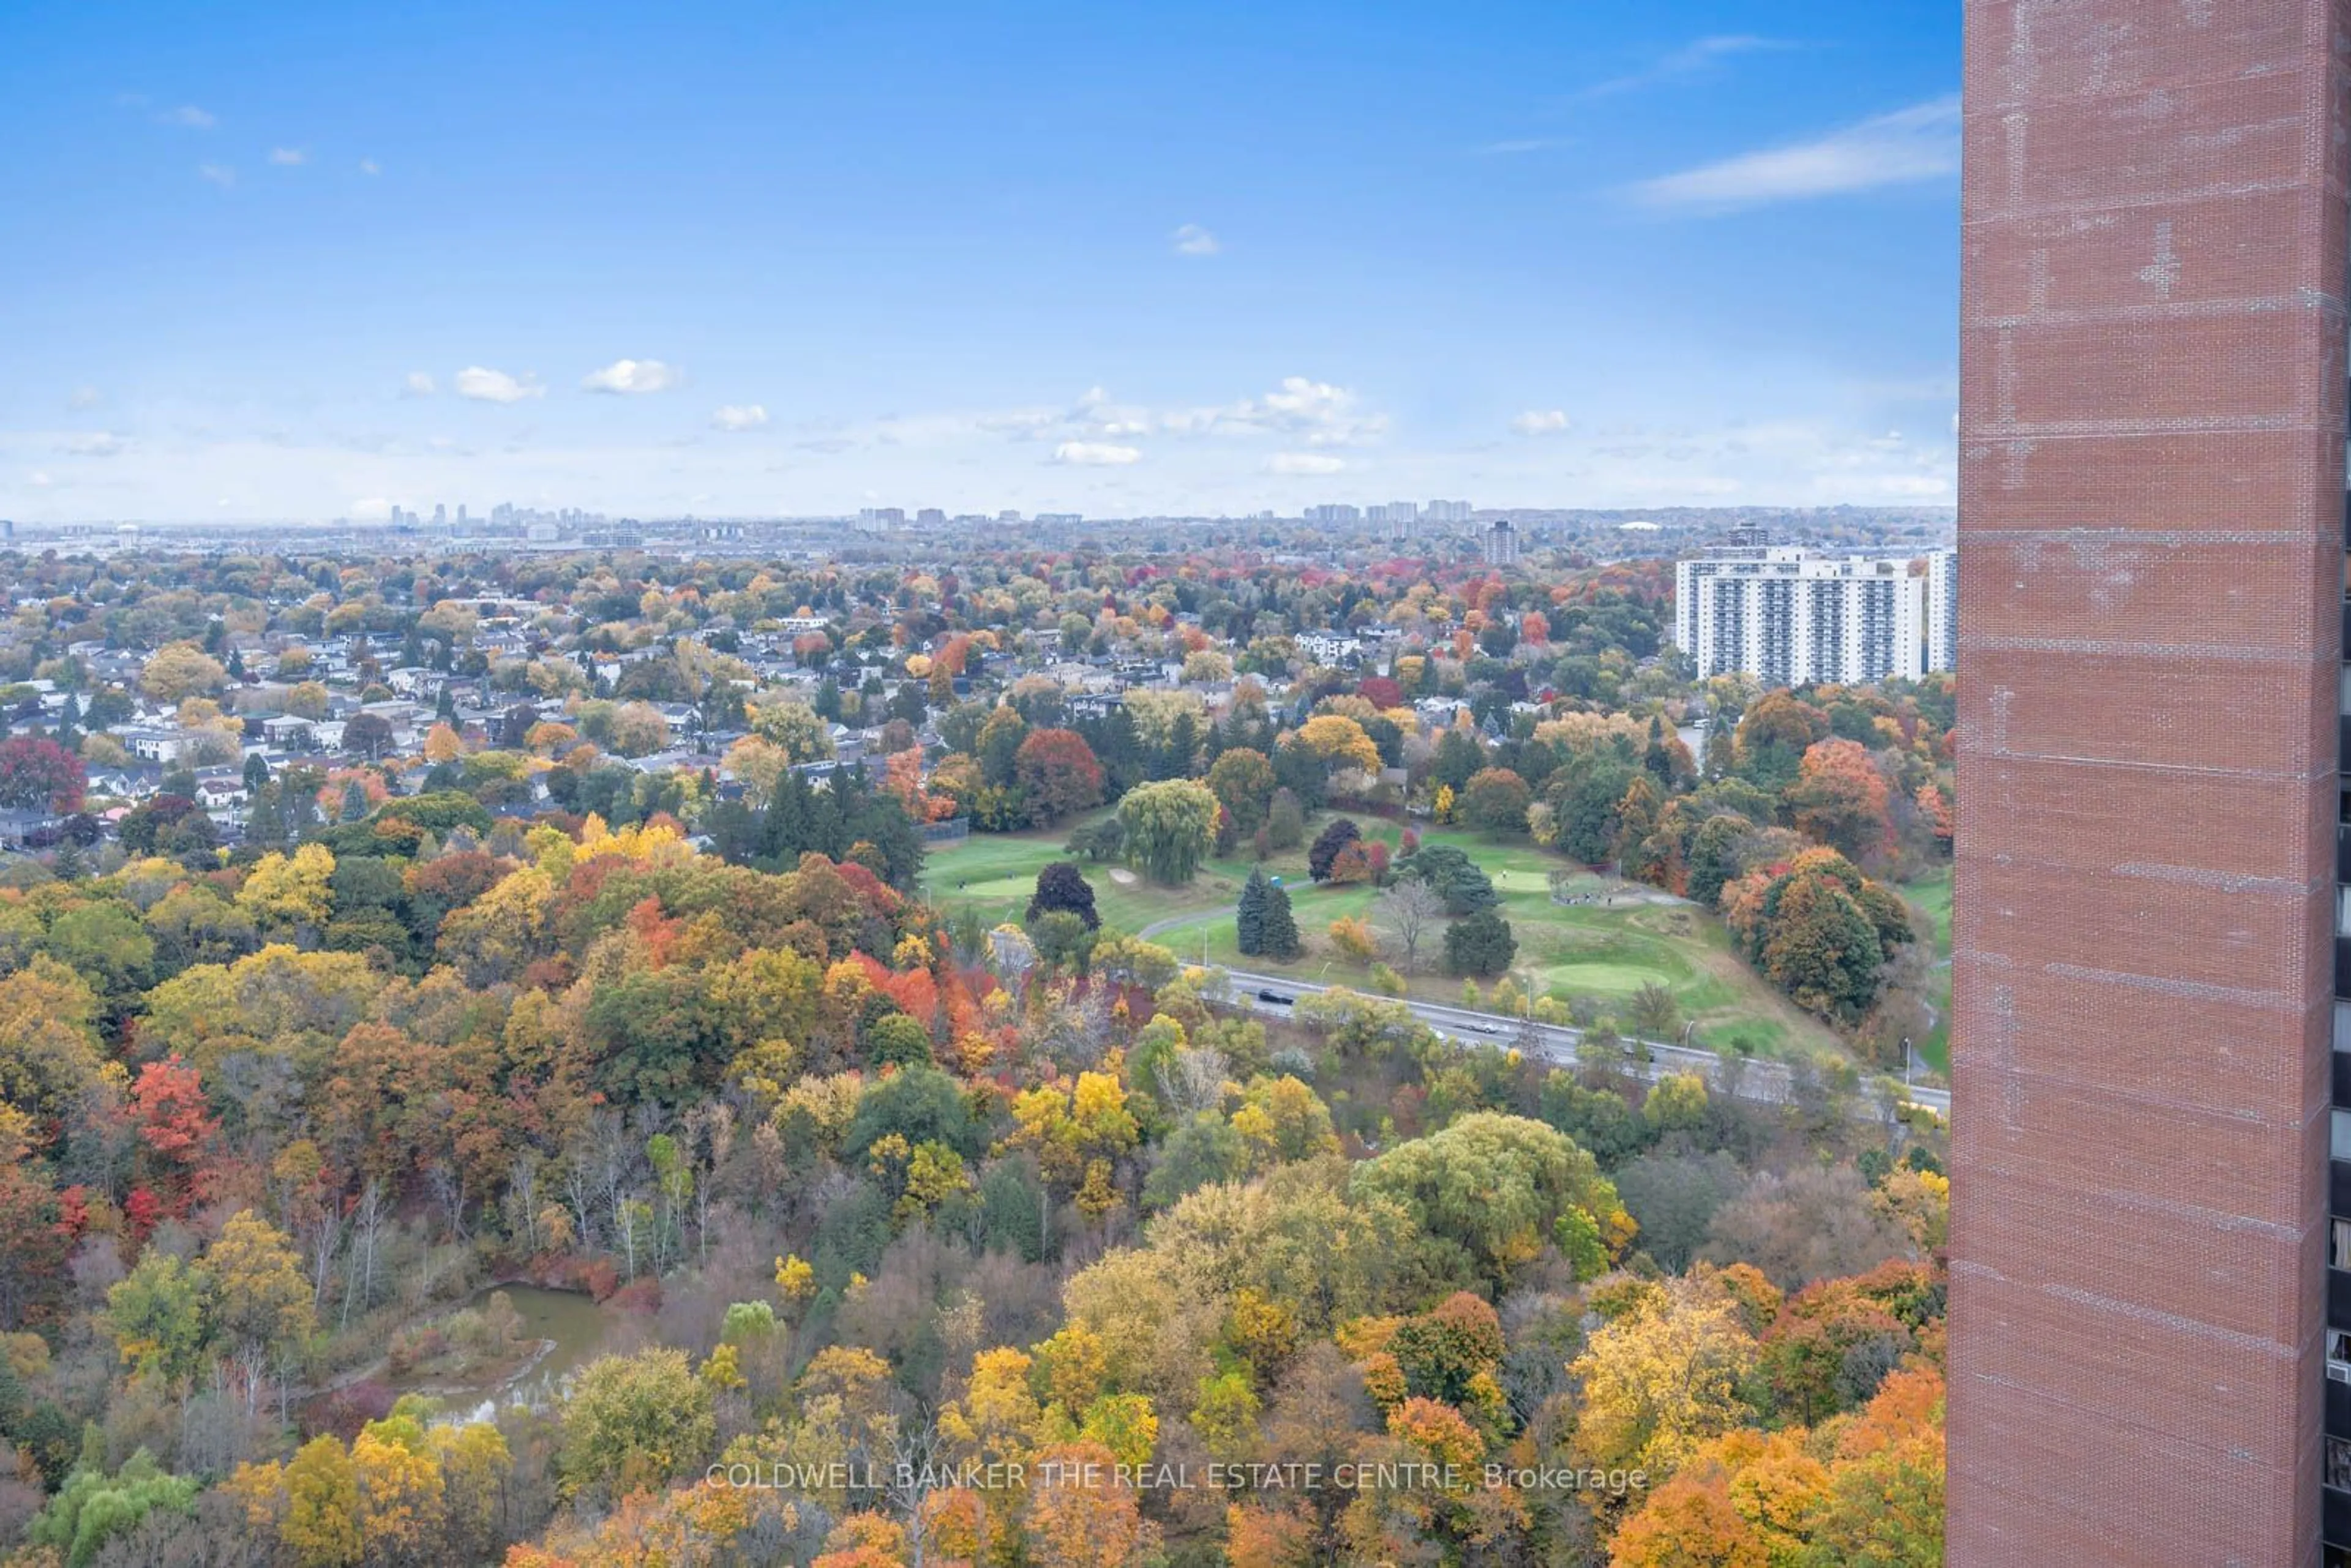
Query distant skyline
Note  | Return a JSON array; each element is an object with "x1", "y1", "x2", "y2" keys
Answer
[{"x1": 0, "y1": 1, "x2": 1960, "y2": 523}]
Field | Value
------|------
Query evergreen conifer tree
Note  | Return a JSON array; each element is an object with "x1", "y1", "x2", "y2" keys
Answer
[
  {"x1": 1236, "y1": 866, "x2": 1269, "y2": 956},
  {"x1": 1261, "y1": 880, "x2": 1301, "y2": 960}
]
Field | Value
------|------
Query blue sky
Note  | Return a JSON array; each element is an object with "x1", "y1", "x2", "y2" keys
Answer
[{"x1": 0, "y1": 1, "x2": 1961, "y2": 523}]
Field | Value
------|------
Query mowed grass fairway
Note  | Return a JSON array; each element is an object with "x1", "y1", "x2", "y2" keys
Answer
[
  {"x1": 928, "y1": 811, "x2": 1845, "y2": 1062},
  {"x1": 923, "y1": 810, "x2": 1320, "y2": 935},
  {"x1": 1902, "y1": 867, "x2": 1953, "y2": 1075}
]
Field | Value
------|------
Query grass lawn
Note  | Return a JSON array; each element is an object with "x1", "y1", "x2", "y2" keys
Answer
[
  {"x1": 924, "y1": 809, "x2": 1321, "y2": 936},
  {"x1": 928, "y1": 812, "x2": 1844, "y2": 1063},
  {"x1": 1902, "y1": 866, "x2": 1954, "y2": 1074}
]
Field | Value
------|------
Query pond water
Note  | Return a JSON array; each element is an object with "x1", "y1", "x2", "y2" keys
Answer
[{"x1": 426, "y1": 1283, "x2": 615, "y2": 1423}]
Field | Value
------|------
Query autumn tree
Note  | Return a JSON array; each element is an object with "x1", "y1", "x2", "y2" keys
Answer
[
  {"x1": 1721, "y1": 849, "x2": 1910, "y2": 1022},
  {"x1": 1206, "y1": 747, "x2": 1277, "y2": 838},
  {"x1": 238, "y1": 842, "x2": 338, "y2": 930},
  {"x1": 209, "y1": 1209, "x2": 317, "y2": 1409},
  {"x1": 0, "y1": 735, "x2": 86, "y2": 813},
  {"x1": 343, "y1": 712, "x2": 395, "y2": 759},
  {"x1": 1733, "y1": 692, "x2": 1827, "y2": 790},
  {"x1": 141, "y1": 642, "x2": 229, "y2": 703},
  {"x1": 279, "y1": 1438, "x2": 362, "y2": 1568},
  {"x1": 1569, "y1": 1274, "x2": 1760, "y2": 1525},
  {"x1": 1014, "y1": 729, "x2": 1106, "y2": 825},
  {"x1": 0, "y1": 956, "x2": 111, "y2": 1133},
  {"x1": 1294, "y1": 713, "x2": 1381, "y2": 776},
  {"x1": 752, "y1": 698, "x2": 837, "y2": 764},
  {"x1": 1786, "y1": 737, "x2": 1894, "y2": 865},
  {"x1": 1307, "y1": 817, "x2": 1360, "y2": 882},
  {"x1": 1023, "y1": 1440, "x2": 1156, "y2": 1568},
  {"x1": 1327, "y1": 915, "x2": 1378, "y2": 965}
]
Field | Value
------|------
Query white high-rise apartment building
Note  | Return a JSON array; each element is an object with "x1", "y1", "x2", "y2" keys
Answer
[
  {"x1": 1676, "y1": 545, "x2": 1955, "y2": 686},
  {"x1": 1927, "y1": 549, "x2": 1956, "y2": 673}
]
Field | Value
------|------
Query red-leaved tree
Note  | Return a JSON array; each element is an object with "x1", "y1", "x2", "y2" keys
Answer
[
  {"x1": 1013, "y1": 728, "x2": 1105, "y2": 826},
  {"x1": 0, "y1": 735, "x2": 86, "y2": 814}
]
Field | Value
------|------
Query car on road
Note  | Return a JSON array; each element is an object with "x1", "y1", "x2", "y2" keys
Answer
[
  {"x1": 1469, "y1": 1021, "x2": 1501, "y2": 1035},
  {"x1": 1256, "y1": 988, "x2": 1294, "y2": 1006}
]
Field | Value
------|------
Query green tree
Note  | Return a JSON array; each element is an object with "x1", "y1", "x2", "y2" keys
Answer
[
  {"x1": 1431, "y1": 726, "x2": 1485, "y2": 790},
  {"x1": 1117, "y1": 778, "x2": 1221, "y2": 885},
  {"x1": 1351, "y1": 1111, "x2": 1628, "y2": 1291},
  {"x1": 1444, "y1": 909, "x2": 1517, "y2": 978},
  {"x1": 1400, "y1": 842, "x2": 1496, "y2": 915},
  {"x1": 1259, "y1": 880, "x2": 1301, "y2": 960},
  {"x1": 27, "y1": 1450, "x2": 200, "y2": 1568},
  {"x1": 1553, "y1": 757, "x2": 1637, "y2": 866},
  {"x1": 559, "y1": 1347, "x2": 716, "y2": 1498},
  {"x1": 863, "y1": 1013, "x2": 934, "y2": 1068},
  {"x1": 1458, "y1": 767, "x2": 1532, "y2": 836},
  {"x1": 1236, "y1": 867, "x2": 1270, "y2": 956},
  {"x1": 977, "y1": 705, "x2": 1030, "y2": 789},
  {"x1": 1686, "y1": 812, "x2": 1753, "y2": 909},
  {"x1": 103, "y1": 1251, "x2": 211, "y2": 1386}
]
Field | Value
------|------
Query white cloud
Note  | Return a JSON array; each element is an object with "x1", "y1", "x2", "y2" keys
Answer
[
  {"x1": 1633, "y1": 95, "x2": 1960, "y2": 211},
  {"x1": 454, "y1": 366, "x2": 544, "y2": 403},
  {"x1": 582, "y1": 358, "x2": 682, "y2": 394},
  {"x1": 1171, "y1": 223, "x2": 1221, "y2": 257},
  {"x1": 1053, "y1": 441, "x2": 1142, "y2": 467},
  {"x1": 1511, "y1": 410, "x2": 1572, "y2": 437},
  {"x1": 1266, "y1": 452, "x2": 1346, "y2": 476},
  {"x1": 197, "y1": 163, "x2": 236, "y2": 188},
  {"x1": 402, "y1": 372, "x2": 438, "y2": 397},
  {"x1": 1163, "y1": 377, "x2": 1387, "y2": 447},
  {"x1": 67, "y1": 386, "x2": 102, "y2": 411},
  {"x1": 268, "y1": 148, "x2": 306, "y2": 166},
  {"x1": 27, "y1": 471, "x2": 54, "y2": 489},
  {"x1": 160, "y1": 105, "x2": 216, "y2": 129},
  {"x1": 711, "y1": 404, "x2": 770, "y2": 432},
  {"x1": 61, "y1": 432, "x2": 126, "y2": 457},
  {"x1": 358, "y1": 159, "x2": 381, "y2": 176},
  {"x1": 1581, "y1": 36, "x2": 1788, "y2": 100}
]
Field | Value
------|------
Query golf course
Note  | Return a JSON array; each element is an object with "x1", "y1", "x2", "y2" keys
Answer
[
  {"x1": 926, "y1": 808, "x2": 1851, "y2": 1062},
  {"x1": 1902, "y1": 866, "x2": 1953, "y2": 1075}
]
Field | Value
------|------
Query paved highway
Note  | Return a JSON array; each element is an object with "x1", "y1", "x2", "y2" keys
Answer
[{"x1": 1215, "y1": 966, "x2": 1951, "y2": 1120}]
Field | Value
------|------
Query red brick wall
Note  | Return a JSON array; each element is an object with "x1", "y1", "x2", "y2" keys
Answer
[{"x1": 1953, "y1": 3, "x2": 2349, "y2": 1563}]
